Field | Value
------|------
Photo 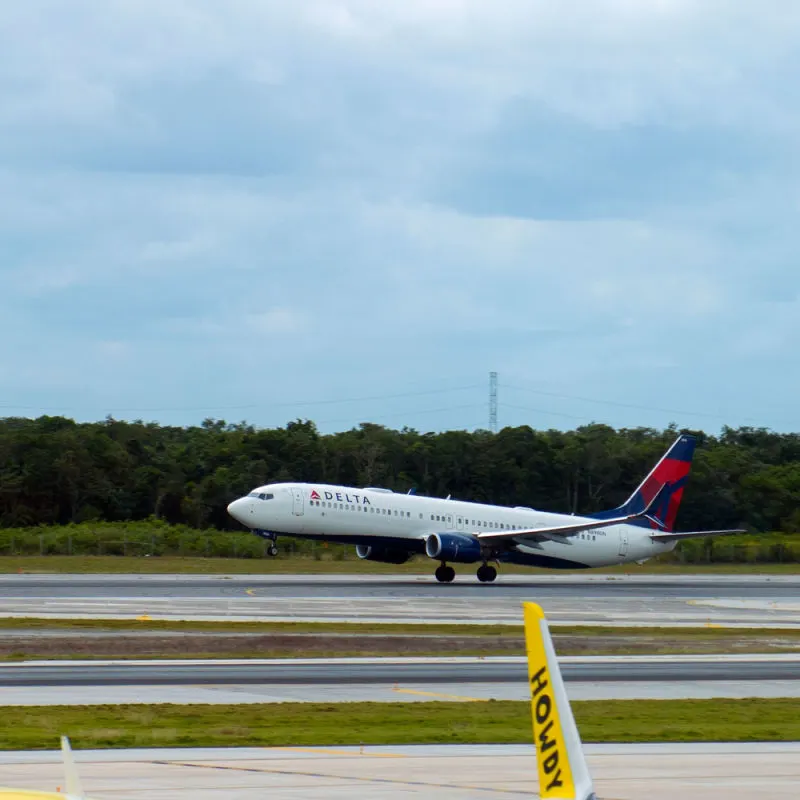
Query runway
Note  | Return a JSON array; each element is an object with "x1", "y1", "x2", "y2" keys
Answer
[
  {"x1": 3, "y1": 654, "x2": 799, "y2": 686},
  {"x1": 1, "y1": 655, "x2": 798, "y2": 705},
  {"x1": 2, "y1": 743, "x2": 799, "y2": 799},
  {"x1": 1, "y1": 573, "x2": 799, "y2": 627}
]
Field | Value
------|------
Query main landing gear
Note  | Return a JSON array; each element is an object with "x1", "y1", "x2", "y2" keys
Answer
[
  {"x1": 267, "y1": 543, "x2": 279, "y2": 557},
  {"x1": 435, "y1": 564, "x2": 456, "y2": 583},
  {"x1": 434, "y1": 563, "x2": 498, "y2": 583}
]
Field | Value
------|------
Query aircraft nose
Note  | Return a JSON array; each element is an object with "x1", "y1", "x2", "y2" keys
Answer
[{"x1": 227, "y1": 497, "x2": 249, "y2": 523}]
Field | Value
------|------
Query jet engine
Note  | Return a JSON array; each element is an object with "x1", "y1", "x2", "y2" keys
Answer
[
  {"x1": 355, "y1": 544, "x2": 414, "y2": 564},
  {"x1": 425, "y1": 532, "x2": 483, "y2": 563}
]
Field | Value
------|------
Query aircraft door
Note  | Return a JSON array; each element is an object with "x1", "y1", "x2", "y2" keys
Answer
[
  {"x1": 456, "y1": 515, "x2": 465, "y2": 531},
  {"x1": 618, "y1": 530, "x2": 629, "y2": 557},
  {"x1": 446, "y1": 513, "x2": 454, "y2": 530},
  {"x1": 292, "y1": 488, "x2": 304, "y2": 516}
]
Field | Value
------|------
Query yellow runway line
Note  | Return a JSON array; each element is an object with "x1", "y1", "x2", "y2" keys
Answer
[
  {"x1": 272, "y1": 746, "x2": 406, "y2": 758},
  {"x1": 391, "y1": 687, "x2": 489, "y2": 702}
]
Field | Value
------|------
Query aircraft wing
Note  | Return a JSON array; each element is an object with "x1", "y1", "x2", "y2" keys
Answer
[
  {"x1": 649, "y1": 528, "x2": 746, "y2": 541},
  {"x1": 477, "y1": 484, "x2": 669, "y2": 544}
]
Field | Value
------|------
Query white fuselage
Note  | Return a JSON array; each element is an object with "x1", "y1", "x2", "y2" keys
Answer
[{"x1": 227, "y1": 482, "x2": 676, "y2": 569}]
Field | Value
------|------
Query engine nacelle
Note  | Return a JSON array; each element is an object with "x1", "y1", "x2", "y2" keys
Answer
[
  {"x1": 355, "y1": 544, "x2": 414, "y2": 565},
  {"x1": 425, "y1": 532, "x2": 482, "y2": 564}
]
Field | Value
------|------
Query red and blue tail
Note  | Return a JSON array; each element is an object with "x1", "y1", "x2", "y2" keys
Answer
[{"x1": 591, "y1": 434, "x2": 696, "y2": 532}]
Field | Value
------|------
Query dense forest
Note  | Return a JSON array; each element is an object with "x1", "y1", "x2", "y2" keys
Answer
[{"x1": 1, "y1": 416, "x2": 800, "y2": 534}]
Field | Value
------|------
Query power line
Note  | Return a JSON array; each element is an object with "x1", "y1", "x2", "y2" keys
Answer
[
  {"x1": 501, "y1": 383, "x2": 753, "y2": 423},
  {"x1": 0, "y1": 384, "x2": 484, "y2": 415},
  {"x1": 315, "y1": 403, "x2": 487, "y2": 427},
  {"x1": 500, "y1": 402, "x2": 597, "y2": 422}
]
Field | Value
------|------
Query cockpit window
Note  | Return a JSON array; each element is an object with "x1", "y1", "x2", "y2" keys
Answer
[{"x1": 247, "y1": 492, "x2": 274, "y2": 500}]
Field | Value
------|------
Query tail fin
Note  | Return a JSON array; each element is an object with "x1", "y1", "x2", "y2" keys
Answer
[
  {"x1": 61, "y1": 736, "x2": 85, "y2": 798},
  {"x1": 592, "y1": 433, "x2": 696, "y2": 532},
  {"x1": 523, "y1": 602, "x2": 596, "y2": 800}
]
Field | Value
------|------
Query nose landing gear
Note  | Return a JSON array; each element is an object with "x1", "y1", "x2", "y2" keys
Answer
[
  {"x1": 476, "y1": 564, "x2": 497, "y2": 583},
  {"x1": 434, "y1": 563, "x2": 456, "y2": 583},
  {"x1": 254, "y1": 530, "x2": 280, "y2": 557}
]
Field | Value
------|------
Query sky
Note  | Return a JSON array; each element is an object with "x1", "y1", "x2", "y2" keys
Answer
[{"x1": 2, "y1": 1, "x2": 800, "y2": 435}]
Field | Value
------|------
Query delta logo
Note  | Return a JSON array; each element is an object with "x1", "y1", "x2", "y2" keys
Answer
[{"x1": 309, "y1": 488, "x2": 371, "y2": 504}]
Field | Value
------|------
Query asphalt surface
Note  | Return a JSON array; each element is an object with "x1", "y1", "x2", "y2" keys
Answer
[
  {"x1": 3, "y1": 743, "x2": 800, "y2": 800},
  {"x1": 1, "y1": 573, "x2": 798, "y2": 598},
  {"x1": 1, "y1": 655, "x2": 798, "y2": 687},
  {"x1": 1, "y1": 573, "x2": 798, "y2": 626}
]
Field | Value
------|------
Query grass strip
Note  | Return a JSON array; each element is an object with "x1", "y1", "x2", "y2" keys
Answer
[
  {"x1": 2, "y1": 699, "x2": 798, "y2": 750},
  {"x1": 0, "y1": 617, "x2": 521, "y2": 635},
  {"x1": 1, "y1": 556, "x2": 798, "y2": 574},
  {"x1": 2, "y1": 617, "x2": 799, "y2": 638}
]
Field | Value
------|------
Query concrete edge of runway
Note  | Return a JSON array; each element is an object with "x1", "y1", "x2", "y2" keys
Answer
[
  {"x1": 2, "y1": 612, "x2": 799, "y2": 628},
  {"x1": 1, "y1": 742, "x2": 800, "y2": 765},
  {"x1": 1, "y1": 573, "x2": 798, "y2": 583},
  {"x1": 3, "y1": 742, "x2": 800, "y2": 800},
  {"x1": 4, "y1": 653, "x2": 800, "y2": 668}
]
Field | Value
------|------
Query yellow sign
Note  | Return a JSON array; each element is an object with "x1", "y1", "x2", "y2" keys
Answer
[{"x1": 523, "y1": 602, "x2": 575, "y2": 798}]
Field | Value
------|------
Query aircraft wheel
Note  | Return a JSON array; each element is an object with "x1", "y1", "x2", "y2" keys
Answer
[
  {"x1": 267, "y1": 544, "x2": 279, "y2": 557},
  {"x1": 477, "y1": 564, "x2": 497, "y2": 583},
  {"x1": 435, "y1": 564, "x2": 456, "y2": 583}
]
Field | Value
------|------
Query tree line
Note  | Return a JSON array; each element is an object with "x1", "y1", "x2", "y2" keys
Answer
[{"x1": 1, "y1": 416, "x2": 799, "y2": 533}]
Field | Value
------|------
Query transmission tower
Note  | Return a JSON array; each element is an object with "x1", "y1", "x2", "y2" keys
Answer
[{"x1": 489, "y1": 371, "x2": 498, "y2": 433}]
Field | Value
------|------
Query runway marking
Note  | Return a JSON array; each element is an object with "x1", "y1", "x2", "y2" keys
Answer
[
  {"x1": 274, "y1": 746, "x2": 405, "y2": 758},
  {"x1": 391, "y1": 687, "x2": 489, "y2": 702},
  {"x1": 155, "y1": 760, "x2": 531, "y2": 794},
  {"x1": 245, "y1": 589, "x2": 256, "y2": 596}
]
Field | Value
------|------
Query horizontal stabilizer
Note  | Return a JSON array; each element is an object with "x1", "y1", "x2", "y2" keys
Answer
[{"x1": 650, "y1": 528, "x2": 747, "y2": 542}]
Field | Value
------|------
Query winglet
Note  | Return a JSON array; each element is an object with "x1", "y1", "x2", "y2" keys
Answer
[
  {"x1": 61, "y1": 736, "x2": 85, "y2": 798},
  {"x1": 523, "y1": 602, "x2": 597, "y2": 800}
]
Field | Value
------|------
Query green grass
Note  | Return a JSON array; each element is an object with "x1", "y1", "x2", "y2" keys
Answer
[
  {"x1": 4, "y1": 619, "x2": 797, "y2": 660},
  {"x1": 3, "y1": 699, "x2": 798, "y2": 750},
  {"x1": 0, "y1": 617, "x2": 522, "y2": 635},
  {"x1": 3, "y1": 617, "x2": 800, "y2": 638},
  {"x1": 1, "y1": 555, "x2": 799, "y2": 574}
]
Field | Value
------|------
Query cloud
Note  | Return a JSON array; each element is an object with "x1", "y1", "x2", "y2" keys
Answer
[{"x1": 1, "y1": 2, "x2": 800, "y2": 432}]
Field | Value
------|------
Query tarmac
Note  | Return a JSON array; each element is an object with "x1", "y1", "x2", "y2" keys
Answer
[
  {"x1": 0, "y1": 574, "x2": 797, "y2": 797},
  {"x1": 1, "y1": 655, "x2": 798, "y2": 705},
  {"x1": 1, "y1": 573, "x2": 798, "y2": 627},
  {"x1": 1, "y1": 743, "x2": 798, "y2": 799}
]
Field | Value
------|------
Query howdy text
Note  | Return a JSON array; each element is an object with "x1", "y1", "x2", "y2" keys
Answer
[{"x1": 530, "y1": 665, "x2": 565, "y2": 792}]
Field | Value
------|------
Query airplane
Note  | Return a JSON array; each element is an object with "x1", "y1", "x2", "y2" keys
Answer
[
  {"x1": 523, "y1": 600, "x2": 596, "y2": 799},
  {"x1": 0, "y1": 737, "x2": 89, "y2": 799},
  {"x1": 227, "y1": 433, "x2": 745, "y2": 582}
]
